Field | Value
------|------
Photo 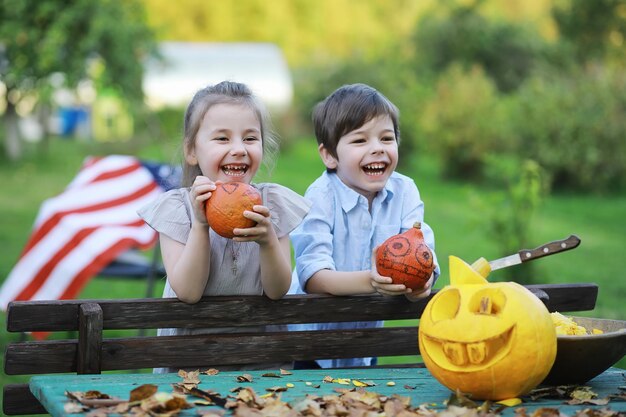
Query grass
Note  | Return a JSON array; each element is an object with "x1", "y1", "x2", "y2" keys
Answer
[{"x1": 1, "y1": 137, "x2": 625, "y2": 412}]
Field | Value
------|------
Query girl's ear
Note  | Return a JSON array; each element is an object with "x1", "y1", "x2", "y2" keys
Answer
[
  {"x1": 184, "y1": 141, "x2": 198, "y2": 165},
  {"x1": 318, "y1": 144, "x2": 338, "y2": 169}
]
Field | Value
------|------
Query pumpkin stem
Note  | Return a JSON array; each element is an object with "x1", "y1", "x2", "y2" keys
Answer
[{"x1": 412, "y1": 222, "x2": 422, "y2": 229}]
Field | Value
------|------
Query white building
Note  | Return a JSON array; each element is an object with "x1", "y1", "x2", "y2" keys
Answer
[{"x1": 142, "y1": 42, "x2": 293, "y2": 113}]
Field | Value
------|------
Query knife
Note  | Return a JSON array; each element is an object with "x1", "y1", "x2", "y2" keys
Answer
[{"x1": 472, "y1": 235, "x2": 581, "y2": 276}]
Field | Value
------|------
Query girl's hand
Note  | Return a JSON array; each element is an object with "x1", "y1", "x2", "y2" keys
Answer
[
  {"x1": 232, "y1": 205, "x2": 276, "y2": 245},
  {"x1": 190, "y1": 176, "x2": 217, "y2": 226},
  {"x1": 369, "y1": 247, "x2": 411, "y2": 296}
]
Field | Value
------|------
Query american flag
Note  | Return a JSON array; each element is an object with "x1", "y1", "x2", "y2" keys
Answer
[{"x1": 0, "y1": 155, "x2": 179, "y2": 310}]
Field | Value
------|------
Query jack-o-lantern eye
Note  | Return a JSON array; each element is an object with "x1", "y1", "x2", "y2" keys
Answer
[
  {"x1": 469, "y1": 289, "x2": 506, "y2": 316},
  {"x1": 429, "y1": 288, "x2": 460, "y2": 322}
]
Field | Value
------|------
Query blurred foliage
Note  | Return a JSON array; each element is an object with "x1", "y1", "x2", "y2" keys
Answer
[
  {"x1": 143, "y1": 0, "x2": 428, "y2": 66},
  {"x1": 412, "y1": 1, "x2": 550, "y2": 92},
  {"x1": 553, "y1": 0, "x2": 626, "y2": 63},
  {"x1": 510, "y1": 64, "x2": 626, "y2": 193},
  {"x1": 0, "y1": 0, "x2": 156, "y2": 101},
  {"x1": 0, "y1": 0, "x2": 158, "y2": 160},
  {"x1": 419, "y1": 65, "x2": 511, "y2": 180},
  {"x1": 471, "y1": 159, "x2": 550, "y2": 283}
]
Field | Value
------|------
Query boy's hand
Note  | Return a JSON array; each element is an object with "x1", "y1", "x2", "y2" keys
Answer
[
  {"x1": 369, "y1": 247, "x2": 411, "y2": 296},
  {"x1": 404, "y1": 273, "x2": 434, "y2": 301}
]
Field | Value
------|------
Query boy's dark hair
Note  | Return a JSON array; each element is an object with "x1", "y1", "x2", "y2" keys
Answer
[{"x1": 312, "y1": 83, "x2": 400, "y2": 159}]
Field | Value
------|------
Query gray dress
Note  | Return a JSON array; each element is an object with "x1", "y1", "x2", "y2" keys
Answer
[{"x1": 138, "y1": 182, "x2": 311, "y2": 372}]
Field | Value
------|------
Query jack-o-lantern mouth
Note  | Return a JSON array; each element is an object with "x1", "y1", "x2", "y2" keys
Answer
[{"x1": 421, "y1": 326, "x2": 514, "y2": 371}]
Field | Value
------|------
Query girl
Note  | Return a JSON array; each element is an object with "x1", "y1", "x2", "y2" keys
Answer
[{"x1": 138, "y1": 81, "x2": 310, "y2": 372}]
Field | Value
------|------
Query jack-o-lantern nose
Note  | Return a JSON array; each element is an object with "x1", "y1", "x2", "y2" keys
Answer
[{"x1": 470, "y1": 289, "x2": 506, "y2": 316}]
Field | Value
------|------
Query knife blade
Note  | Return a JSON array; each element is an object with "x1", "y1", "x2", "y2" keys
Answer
[{"x1": 489, "y1": 234, "x2": 581, "y2": 271}]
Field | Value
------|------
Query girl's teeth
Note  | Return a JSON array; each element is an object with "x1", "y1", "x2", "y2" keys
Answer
[{"x1": 223, "y1": 165, "x2": 247, "y2": 176}]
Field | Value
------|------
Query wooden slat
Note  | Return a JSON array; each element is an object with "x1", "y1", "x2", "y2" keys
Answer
[
  {"x1": 5, "y1": 284, "x2": 598, "y2": 333},
  {"x1": 5, "y1": 340, "x2": 77, "y2": 374},
  {"x1": 527, "y1": 283, "x2": 598, "y2": 312},
  {"x1": 6, "y1": 294, "x2": 430, "y2": 332},
  {"x1": 6, "y1": 300, "x2": 81, "y2": 332},
  {"x1": 99, "y1": 294, "x2": 430, "y2": 330},
  {"x1": 5, "y1": 327, "x2": 419, "y2": 374},
  {"x1": 101, "y1": 327, "x2": 421, "y2": 371},
  {"x1": 78, "y1": 303, "x2": 103, "y2": 374},
  {"x1": 3, "y1": 384, "x2": 47, "y2": 415}
]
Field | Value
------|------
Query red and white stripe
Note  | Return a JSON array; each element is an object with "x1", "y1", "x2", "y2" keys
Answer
[{"x1": 0, "y1": 155, "x2": 163, "y2": 309}]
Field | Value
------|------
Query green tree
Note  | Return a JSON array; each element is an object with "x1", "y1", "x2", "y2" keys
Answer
[
  {"x1": 553, "y1": 0, "x2": 626, "y2": 63},
  {"x1": 0, "y1": 0, "x2": 157, "y2": 160},
  {"x1": 412, "y1": 1, "x2": 548, "y2": 92}
]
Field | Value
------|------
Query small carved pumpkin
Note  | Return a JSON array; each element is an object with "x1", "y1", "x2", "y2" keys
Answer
[
  {"x1": 418, "y1": 256, "x2": 557, "y2": 401},
  {"x1": 375, "y1": 222, "x2": 434, "y2": 290},
  {"x1": 205, "y1": 182, "x2": 262, "y2": 238}
]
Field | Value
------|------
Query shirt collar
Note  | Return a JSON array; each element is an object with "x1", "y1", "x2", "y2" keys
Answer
[{"x1": 327, "y1": 172, "x2": 395, "y2": 212}]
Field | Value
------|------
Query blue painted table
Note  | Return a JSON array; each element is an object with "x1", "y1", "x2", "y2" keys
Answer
[{"x1": 30, "y1": 367, "x2": 625, "y2": 416}]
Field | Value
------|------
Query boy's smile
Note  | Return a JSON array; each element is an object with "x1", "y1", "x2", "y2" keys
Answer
[{"x1": 320, "y1": 115, "x2": 398, "y2": 204}]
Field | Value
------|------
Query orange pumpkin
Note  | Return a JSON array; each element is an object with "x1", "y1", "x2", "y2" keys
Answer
[
  {"x1": 375, "y1": 222, "x2": 435, "y2": 290},
  {"x1": 205, "y1": 182, "x2": 262, "y2": 238}
]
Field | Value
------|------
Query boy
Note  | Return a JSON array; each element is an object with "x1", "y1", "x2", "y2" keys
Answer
[{"x1": 290, "y1": 83, "x2": 439, "y2": 369}]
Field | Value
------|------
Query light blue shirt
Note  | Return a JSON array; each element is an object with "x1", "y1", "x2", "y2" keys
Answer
[{"x1": 289, "y1": 171, "x2": 439, "y2": 368}]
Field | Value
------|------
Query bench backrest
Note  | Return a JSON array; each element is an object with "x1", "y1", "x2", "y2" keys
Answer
[{"x1": 3, "y1": 283, "x2": 598, "y2": 415}]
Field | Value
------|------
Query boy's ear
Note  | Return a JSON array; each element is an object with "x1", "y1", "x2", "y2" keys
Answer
[{"x1": 318, "y1": 144, "x2": 338, "y2": 169}]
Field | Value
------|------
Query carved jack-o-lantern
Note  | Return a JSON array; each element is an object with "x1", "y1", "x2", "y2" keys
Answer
[
  {"x1": 376, "y1": 222, "x2": 435, "y2": 290},
  {"x1": 418, "y1": 256, "x2": 557, "y2": 401}
]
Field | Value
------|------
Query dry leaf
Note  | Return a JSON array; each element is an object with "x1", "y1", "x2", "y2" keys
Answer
[
  {"x1": 570, "y1": 387, "x2": 598, "y2": 401},
  {"x1": 140, "y1": 393, "x2": 191, "y2": 416},
  {"x1": 567, "y1": 397, "x2": 610, "y2": 406},
  {"x1": 528, "y1": 407, "x2": 561, "y2": 417},
  {"x1": 177, "y1": 385, "x2": 227, "y2": 407},
  {"x1": 280, "y1": 368, "x2": 293, "y2": 375},
  {"x1": 63, "y1": 401, "x2": 86, "y2": 414},
  {"x1": 65, "y1": 390, "x2": 126, "y2": 408},
  {"x1": 202, "y1": 368, "x2": 220, "y2": 375},
  {"x1": 236, "y1": 373, "x2": 254, "y2": 383},
  {"x1": 83, "y1": 391, "x2": 111, "y2": 400},
  {"x1": 266, "y1": 386, "x2": 288, "y2": 393},
  {"x1": 261, "y1": 372, "x2": 282, "y2": 378},
  {"x1": 352, "y1": 379, "x2": 375, "y2": 387},
  {"x1": 178, "y1": 369, "x2": 201, "y2": 390},
  {"x1": 130, "y1": 384, "x2": 158, "y2": 402},
  {"x1": 332, "y1": 378, "x2": 351, "y2": 385}
]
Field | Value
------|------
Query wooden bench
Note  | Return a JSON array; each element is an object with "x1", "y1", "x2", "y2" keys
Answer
[{"x1": 3, "y1": 283, "x2": 598, "y2": 415}]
